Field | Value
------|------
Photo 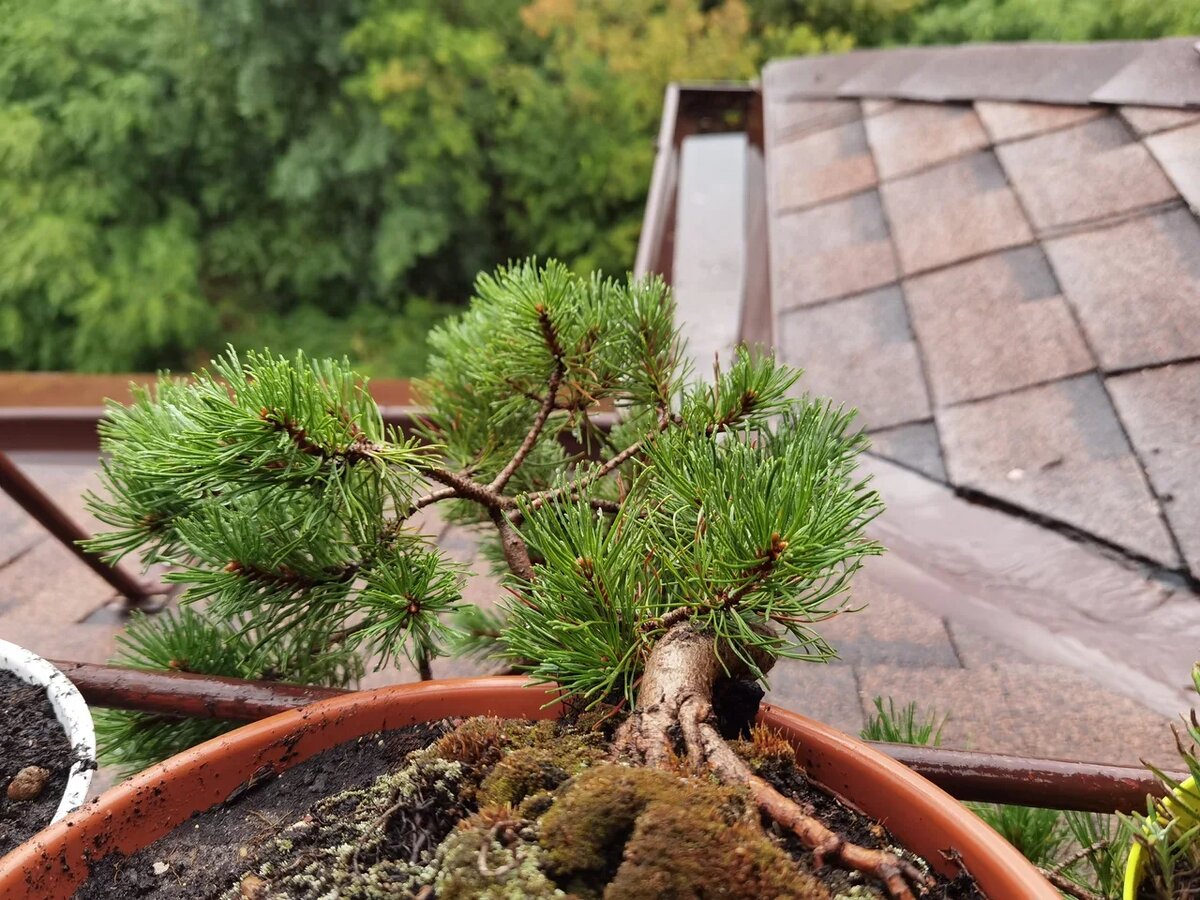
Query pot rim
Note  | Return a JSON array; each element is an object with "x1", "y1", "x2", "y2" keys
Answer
[
  {"x1": 0, "y1": 638, "x2": 96, "y2": 823},
  {"x1": 0, "y1": 676, "x2": 1055, "y2": 898}
]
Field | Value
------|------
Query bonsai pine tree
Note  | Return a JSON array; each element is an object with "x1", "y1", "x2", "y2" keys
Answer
[{"x1": 87, "y1": 260, "x2": 929, "y2": 898}]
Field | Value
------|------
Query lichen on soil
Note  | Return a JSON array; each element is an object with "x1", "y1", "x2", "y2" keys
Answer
[
  {"x1": 78, "y1": 715, "x2": 984, "y2": 900},
  {"x1": 0, "y1": 669, "x2": 76, "y2": 856}
]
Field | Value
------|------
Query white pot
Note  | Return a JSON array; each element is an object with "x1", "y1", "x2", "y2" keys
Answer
[{"x1": 0, "y1": 639, "x2": 96, "y2": 823}]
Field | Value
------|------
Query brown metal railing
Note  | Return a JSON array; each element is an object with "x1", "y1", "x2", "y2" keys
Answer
[{"x1": 51, "y1": 660, "x2": 1176, "y2": 813}]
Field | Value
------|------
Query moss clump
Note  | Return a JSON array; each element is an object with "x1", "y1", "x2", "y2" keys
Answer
[
  {"x1": 435, "y1": 718, "x2": 602, "y2": 805},
  {"x1": 540, "y1": 763, "x2": 827, "y2": 899},
  {"x1": 434, "y1": 812, "x2": 569, "y2": 899},
  {"x1": 731, "y1": 724, "x2": 799, "y2": 777},
  {"x1": 612, "y1": 796, "x2": 829, "y2": 899},
  {"x1": 479, "y1": 742, "x2": 604, "y2": 808}
]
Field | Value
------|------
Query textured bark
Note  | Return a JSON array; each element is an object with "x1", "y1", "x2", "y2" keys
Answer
[{"x1": 614, "y1": 623, "x2": 934, "y2": 900}]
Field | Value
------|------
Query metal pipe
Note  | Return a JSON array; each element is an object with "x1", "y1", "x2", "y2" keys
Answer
[
  {"x1": 878, "y1": 743, "x2": 1167, "y2": 813},
  {"x1": 52, "y1": 660, "x2": 1175, "y2": 812},
  {"x1": 50, "y1": 660, "x2": 348, "y2": 721},
  {"x1": 0, "y1": 453, "x2": 157, "y2": 605}
]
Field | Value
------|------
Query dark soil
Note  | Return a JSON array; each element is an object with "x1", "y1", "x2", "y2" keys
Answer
[
  {"x1": 76, "y1": 720, "x2": 448, "y2": 899},
  {"x1": 1137, "y1": 864, "x2": 1200, "y2": 899},
  {"x1": 0, "y1": 670, "x2": 76, "y2": 856},
  {"x1": 75, "y1": 713, "x2": 984, "y2": 900}
]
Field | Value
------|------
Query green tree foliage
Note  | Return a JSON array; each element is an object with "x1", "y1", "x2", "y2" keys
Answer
[
  {"x1": 898, "y1": 0, "x2": 1200, "y2": 44},
  {"x1": 3, "y1": 0, "x2": 1192, "y2": 374}
]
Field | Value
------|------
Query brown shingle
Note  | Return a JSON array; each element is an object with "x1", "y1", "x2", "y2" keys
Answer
[
  {"x1": 779, "y1": 285, "x2": 931, "y2": 430},
  {"x1": 764, "y1": 50, "x2": 889, "y2": 99},
  {"x1": 861, "y1": 99, "x2": 896, "y2": 116},
  {"x1": 974, "y1": 100, "x2": 1103, "y2": 144},
  {"x1": 1044, "y1": 208, "x2": 1200, "y2": 370},
  {"x1": 771, "y1": 191, "x2": 897, "y2": 307},
  {"x1": 1121, "y1": 105, "x2": 1200, "y2": 136},
  {"x1": 892, "y1": 43, "x2": 1146, "y2": 105},
  {"x1": 772, "y1": 119, "x2": 877, "y2": 210},
  {"x1": 836, "y1": 48, "x2": 943, "y2": 98},
  {"x1": 881, "y1": 151, "x2": 1033, "y2": 275},
  {"x1": 1146, "y1": 122, "x2": 1200, "y2": 213},
  {"x1": 1091, "y1": 38, "x2": 1200, "y2": 108},
  {"x1": 906, "y1": 246, "x2": 1094, "y2": 405},
  {"x1": 865, "y1": 102, "x2": 990, "y2": 179},
  {"x1": 1108, "y1": 362, "x2": 1200, "y2": 573},
  {"x1": 769, "y1": 98, "x2": 861, "y2": 145},
  {"x1": 997, "y1": 116, "x2": 1176, "y2": 231},
  {"x1": 939, "y1": 374, "x2": 1178, "y2": 566}
]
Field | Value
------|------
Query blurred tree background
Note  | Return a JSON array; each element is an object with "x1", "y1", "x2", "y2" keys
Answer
[{"x1": 1, "y1": 0, "x2": 1196, "y2": 376}]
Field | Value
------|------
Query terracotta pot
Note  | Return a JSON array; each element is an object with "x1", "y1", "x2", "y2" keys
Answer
[{"x1": 0, "y1": 676, "x2": 1055, "y2": 898}]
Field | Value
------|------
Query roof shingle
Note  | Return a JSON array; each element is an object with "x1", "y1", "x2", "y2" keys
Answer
[
  {"x1": 761, "y1": 38, "x2": 1200, "y2": 573},
  {"x1": 770, "y1": 191, "x2": 897, "y2": 306},
  {"x1": 905, "y1": 246, "x2": 1094, "y2": 405},
  {"x1": 779, "y1": 285, "x2": 931, "y2": 430},
  {"x1": 997, "y1": 116, "x2": 1176, "y2": 231},
  {"x1": 1044, "y1": 208, "x2": 1200, "y2": 371},
  {"x1": 881, "y1": 151, "x2": 1033, "y2": 274},
  {"x1": 772, "y1": 119, "x2": 877, "y2": 210},
  {"x1": 939, "y1": 374, "x2": 1179, "y2": 567},
  {"x1": 864, "y1": 102, "x2": 990, "y2": 179}
]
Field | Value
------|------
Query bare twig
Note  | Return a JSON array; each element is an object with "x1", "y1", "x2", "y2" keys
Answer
[
  {"x1": 1037, "y1": 869, "x2": 1104, "y2": 900},
  {"x1": 409, "y1": 485, "x2": 458, "y2": 512},
  {"x1": 423, "y1": 466, "x2": 501, "y2": 508},
  {"x1": 1052, "y1": 840, "x2": 1111, "y2": 875}
]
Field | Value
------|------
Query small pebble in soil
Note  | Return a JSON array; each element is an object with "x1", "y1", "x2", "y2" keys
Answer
[
  {"x1": 152, "y1": 861, "x2": 170, "y2": 876},
  {"x1": 6, "y1": 766, "x2": 51, "y2": 802}
]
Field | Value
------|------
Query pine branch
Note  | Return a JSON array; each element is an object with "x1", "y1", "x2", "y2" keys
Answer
[
  {"x1": 423, "y1": 465, "x2": 502, "y2": 508},
  {"x1": 489, "y1": 507, "x2": 535, "y2": 581},
  {"x1": 720, "y1": 532, "x2": 789, "y2": 609},
  {"x1": 520, "y1": 407, "x2": 670, "y2": 511},
  {"x1": 260, "y1": 407, "x2": 378, "y2": 463},
  {"x1": 489, "y1": 305, "x2": 565, "y2": 493}
]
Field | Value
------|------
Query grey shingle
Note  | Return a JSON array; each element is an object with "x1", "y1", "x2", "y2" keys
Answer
[
  {"x1": 939, "y1": 374, "x2": 1178, "y2": 566},
  {"x1": 1044, "y1": 208, "x2": 1200, "y2": 370}
]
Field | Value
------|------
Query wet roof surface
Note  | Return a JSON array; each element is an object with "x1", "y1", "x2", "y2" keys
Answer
[{"x1": 765, "y1": 38, "x2": 1200, "y2": 578}]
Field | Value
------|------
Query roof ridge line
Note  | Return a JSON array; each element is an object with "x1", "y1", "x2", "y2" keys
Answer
[{"x1": 764, "y1": 37, "x2": 1200, "y2": 111}]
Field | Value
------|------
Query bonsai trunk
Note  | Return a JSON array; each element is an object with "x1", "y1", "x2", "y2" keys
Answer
[{"x1": 613, "y1": 624, "x2": 933, "y2": 900}]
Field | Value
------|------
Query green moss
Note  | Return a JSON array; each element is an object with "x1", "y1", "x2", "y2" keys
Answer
[
  {"x1": 479, "y1": 743, "x2": 604, "y2": 807},
  {"x1": 438, "y1": 717, "x2": 604, "y2": 805},
  {"x1": 611, "y1": 797, "x2": 829, "y2": 899},
  {"x1": 540, "y1": 763, "x2": 827, "y2": 899},
  {"x1": 434, "y1": 815, "x2": 569, "y2": 899}
]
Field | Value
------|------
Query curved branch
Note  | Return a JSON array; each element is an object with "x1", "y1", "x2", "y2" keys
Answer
[
  {"x1": 489, "y1": 306, "x2": 566, "y2": 494},
  {"x1": 489, "y1": 507, "x2": 534, "y2": 582},
  {"x1": 519, "y1": 407, "x2": 671, "y2": 511}
]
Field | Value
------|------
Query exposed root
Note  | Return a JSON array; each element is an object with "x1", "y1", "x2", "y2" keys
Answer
[{"x1": 613, "y1": 624, "x2": 935, "y2": 900}]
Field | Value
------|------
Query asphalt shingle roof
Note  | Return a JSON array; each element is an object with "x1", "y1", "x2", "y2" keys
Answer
[{"x1": 765, "y1": 38, "x2": 1200, "y2": 575}]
